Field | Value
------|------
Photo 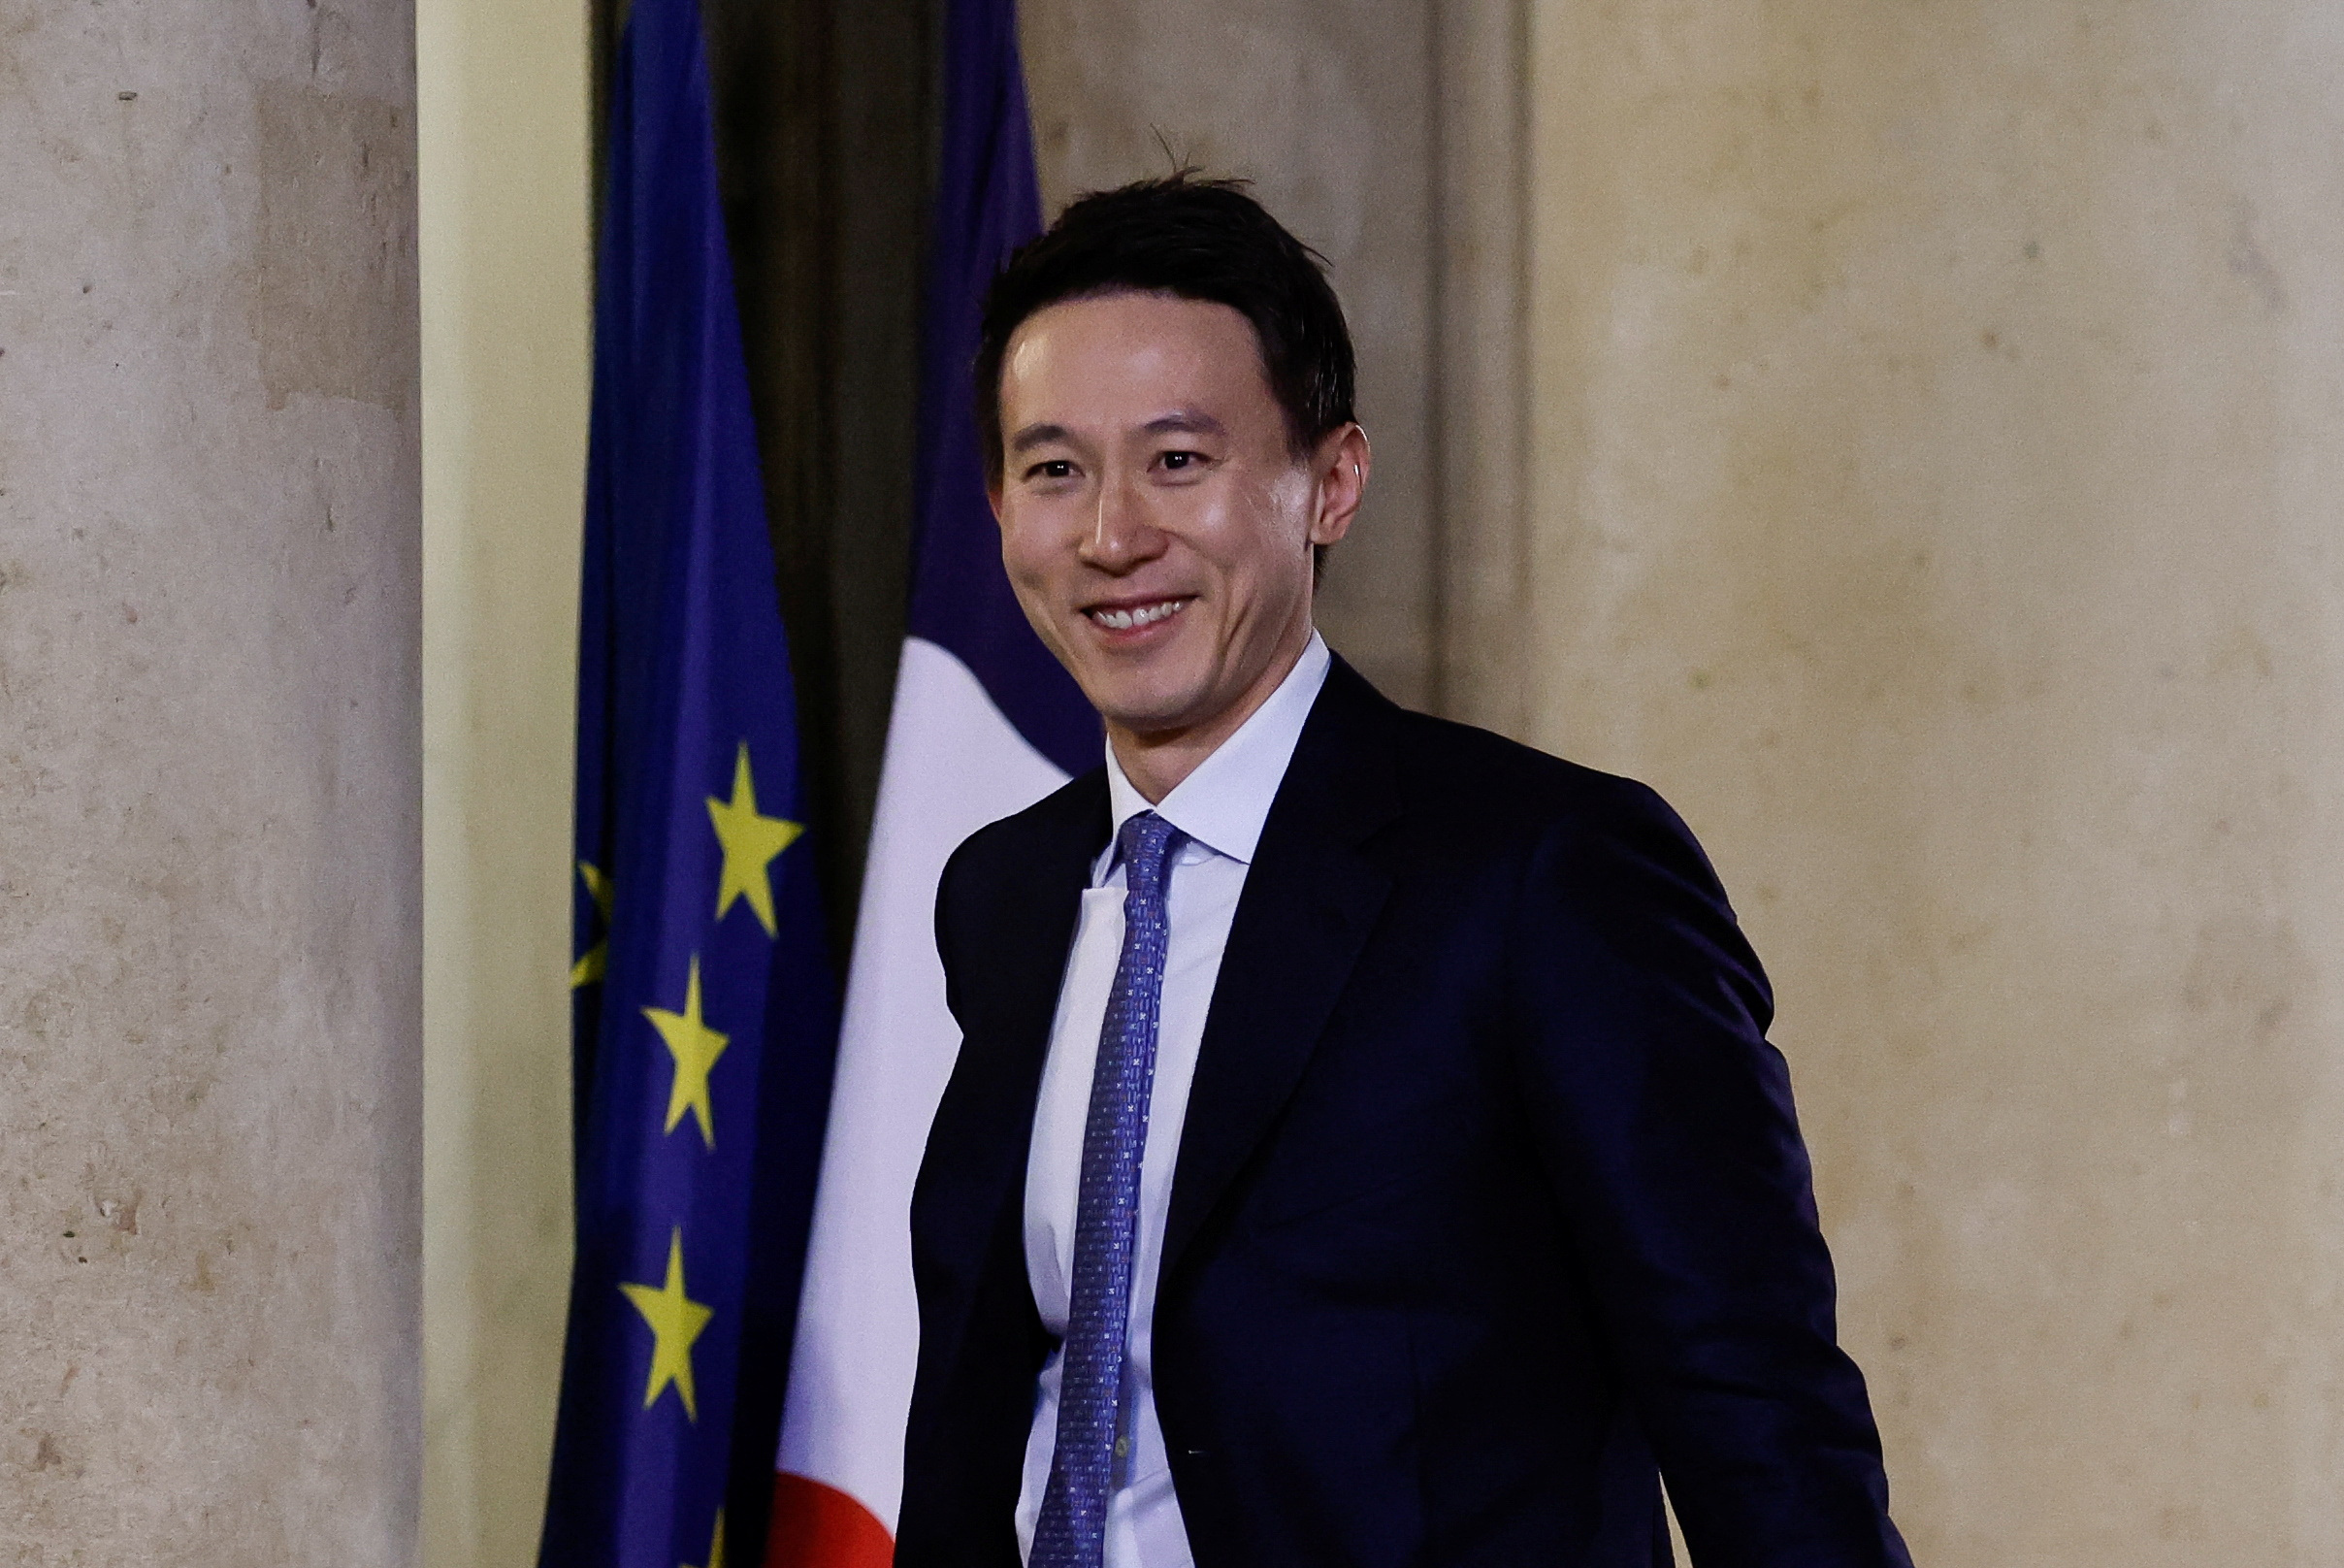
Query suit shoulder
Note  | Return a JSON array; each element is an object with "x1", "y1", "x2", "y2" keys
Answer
[
  {"x1": 1387, "y1": 707, "x2": 1690, "y2": 849},
  {"x1": 1384, "y1": 708, "x2": 1757, "y2": 990},
  {"x1": 938, "y1": 767, "x2": 1107, "y2": 910}
]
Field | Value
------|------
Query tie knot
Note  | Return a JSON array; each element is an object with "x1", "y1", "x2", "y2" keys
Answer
[{"x1": 1117, "y1": 811, "x2": 1181, "y2": 894}]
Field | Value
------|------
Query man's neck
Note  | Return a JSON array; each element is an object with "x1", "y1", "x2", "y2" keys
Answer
[{"x1": 1107, "y1": 626, "x2": 1315, "y2": 803}]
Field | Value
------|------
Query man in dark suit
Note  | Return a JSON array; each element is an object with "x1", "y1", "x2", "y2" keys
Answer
[{"x1": 900, "y1": 175, "x2": 1912, "y2": 1568}]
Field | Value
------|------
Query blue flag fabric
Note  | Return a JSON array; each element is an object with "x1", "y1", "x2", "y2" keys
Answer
[
  {"x1": 542, "y1": 0, "x2": 840, "y2": 1561},
  {"x1": 904, "y1": 0, "x2": 1097, "y2": 776}
]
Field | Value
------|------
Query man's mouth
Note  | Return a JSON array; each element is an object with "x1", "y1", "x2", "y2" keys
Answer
[{"x1": 1084, "y1": 597, "x2": 1192, "y2": 632}]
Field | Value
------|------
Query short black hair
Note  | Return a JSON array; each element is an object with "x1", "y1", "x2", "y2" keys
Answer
[{"x1": 974, "y1": 172, "x2": 1357, "y2": 491}]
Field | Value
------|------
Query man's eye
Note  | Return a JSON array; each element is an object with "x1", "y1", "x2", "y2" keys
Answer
[
  {"x1": 1026, "y1": 460, "x2": 1076, "y2": 481},
  {"x1": 1160, "y1": 450, "x2": 1203, "y2": 472}
]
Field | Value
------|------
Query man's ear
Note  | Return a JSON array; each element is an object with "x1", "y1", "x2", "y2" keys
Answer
[
  {"x1": 1310, "y1": 422, "x2": 1371, "y2": 547},
  {"x1": 987, "y1": 476, "x2": 1005, "y2": 524}
]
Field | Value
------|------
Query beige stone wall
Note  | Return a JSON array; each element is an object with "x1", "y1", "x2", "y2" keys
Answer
[
  {"x1": 1488, "y1": 2, "x2": 2344, "y2": 1560},
  {"x1": 415, "y1": 0, "x2": 593, "y2": 1561},
  {"x1": 0, "y1": 0, "x2": 423, "y2": 1559}
]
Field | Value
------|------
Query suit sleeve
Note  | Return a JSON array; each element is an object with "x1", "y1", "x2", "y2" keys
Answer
[
  {"x1": 900, "y1": 827, "x2": 1051, "y2": 1568},
  {"x1": 1509, "y1": 778, "x2": 1912, "y2": 1568},
  {"x1": 931, "y1": 833, "x2": 974, "y2": 1030}
]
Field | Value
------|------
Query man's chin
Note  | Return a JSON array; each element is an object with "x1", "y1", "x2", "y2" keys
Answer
[
  {"x1": 1063, "y1": 649, "x2": 1201, "y2": 727},
  {"x1": 1088, "y1": 681, "x2": 1221, "y2": 743}
]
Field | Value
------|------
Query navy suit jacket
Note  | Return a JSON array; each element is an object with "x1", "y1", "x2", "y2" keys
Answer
[{"x1": 901, "y1": 657, "x2": 1911, "y2": 1567}]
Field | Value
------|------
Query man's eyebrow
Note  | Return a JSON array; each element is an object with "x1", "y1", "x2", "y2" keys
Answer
[
  {"x1": 1143, "y1": 410, "x2": 1225, "y2": 439},
  {"x1": 1007, "y1": 422, "x2": 1074, "y2": 454},
  {"x1": 1008, "y1": 413, "x2": 1225, "y2": 453}
]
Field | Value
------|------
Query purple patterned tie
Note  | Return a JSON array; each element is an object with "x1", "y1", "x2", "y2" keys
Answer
[{"x1": 1031, "y1": 811, "x2": 1184, "y2": 1568}]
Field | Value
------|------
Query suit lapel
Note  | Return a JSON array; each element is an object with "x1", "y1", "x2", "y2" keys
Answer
[{"x1": 1159, "y1": 659, "x2": 1402, "y2": 1283}]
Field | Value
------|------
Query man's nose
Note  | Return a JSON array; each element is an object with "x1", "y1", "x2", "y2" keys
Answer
[{"x1": 1078, "y1": 470, "x2": 1164, "y2": 572}]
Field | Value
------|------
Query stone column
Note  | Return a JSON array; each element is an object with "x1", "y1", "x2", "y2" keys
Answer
[
  {"x1": 1500, "y1": 3, "x2": 2344, "y2": 1561},
  {"x1": 0, "y1": 0, "x2": 422, "y2": 1561}
]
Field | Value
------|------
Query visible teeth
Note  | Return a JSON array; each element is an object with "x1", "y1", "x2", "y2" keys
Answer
[{"x1": 1093, "y1": 600, "x2": 1186, "y2": 631}]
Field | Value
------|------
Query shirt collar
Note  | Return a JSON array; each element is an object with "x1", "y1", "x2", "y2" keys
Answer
[{"x1": 1102, "y1": 631, "x2": 1331, "y2": 869}]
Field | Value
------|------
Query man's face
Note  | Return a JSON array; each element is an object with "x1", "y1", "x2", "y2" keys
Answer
[{"x1": 991, "y1": 291, "x2": 1360, "y2": 743}]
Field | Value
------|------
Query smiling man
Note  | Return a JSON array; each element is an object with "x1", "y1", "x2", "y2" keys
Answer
[{"x1": 898, "y1": 176, "x2": 1911, "y2": 1568}]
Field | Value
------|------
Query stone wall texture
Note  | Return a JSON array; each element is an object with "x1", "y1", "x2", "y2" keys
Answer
[
  {"x1": 0, "y1": 0, "x2": 422, "y2": 1560},
  {"x1": 1503, "y1": 2, "x2": 2344, "y2": 1560}
]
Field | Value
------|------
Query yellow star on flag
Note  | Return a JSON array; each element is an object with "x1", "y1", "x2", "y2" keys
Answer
[
  {"x1": 643, "y1": 955, "x2": 729, "y2": 1147},
  {"x1": 570, "y1": 861, "x2": 615, "y2": 987},
  {"x1": 618, "y1": 1227, "x2": 714, "y2": 1421},
  {"x1": 683, "y1": 1509, "x2": 725, "y2": 1568},
  {"x1": 706, "y1": 741, "x2": 801, "y2": 937}
]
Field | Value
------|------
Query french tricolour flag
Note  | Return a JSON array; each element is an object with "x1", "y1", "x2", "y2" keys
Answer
[{"x1": 764, "y1": 0, "x2": 1095, "y2": 1560}]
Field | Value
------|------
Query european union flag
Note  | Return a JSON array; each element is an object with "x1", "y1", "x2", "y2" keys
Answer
[{"x1": 540, "y1": 0, "x2": 840, "y2": 1561}]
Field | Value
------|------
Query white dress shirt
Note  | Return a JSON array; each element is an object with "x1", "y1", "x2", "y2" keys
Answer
[{"x1": 1014, "y1": 632, "x2": 1332, "y2": 1567}]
